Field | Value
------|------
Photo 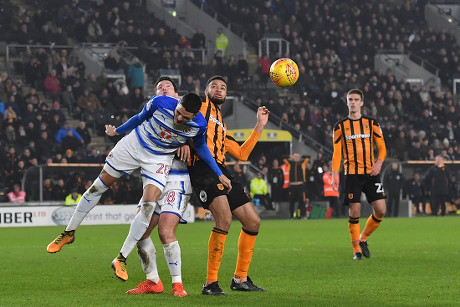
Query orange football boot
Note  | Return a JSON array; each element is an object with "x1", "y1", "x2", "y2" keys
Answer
[
  {"x1": 170, "y1": 282, "x2": 188, "y2": 297},
  {"x1": 126, "y1": 279, "x2": 164, "y2": 294},
  {"x1": 47, "y1": 231, "x2": 75, "y2": 253},
  {"x1": 111, "y1": 257, "x2": 128, "y2": 281}
]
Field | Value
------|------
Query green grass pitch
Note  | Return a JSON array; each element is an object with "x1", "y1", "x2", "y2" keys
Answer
[{"x1": 2, "y1": 216, "x2": 459, "y2": 306}]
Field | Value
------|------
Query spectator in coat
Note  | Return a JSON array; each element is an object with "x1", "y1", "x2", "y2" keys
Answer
[
  {"x1": 127, "y1": 57, "x2": 144, "y2": 91},
  {"x1": 230, "y1": 161, "x2": 249, "y2": 192},
  {"x1": 8, "y1": 183, "x2": 26, "y2": 203},
  {"x1": 403, "y1": 172, "x2": 423, "y2": 215},
  {"x1": 76, "y1": 121, "x2": 91, "y2": 145},
  {"x1": 383, "y1": 162, "x2": 405, "y2": 217},
  {"x1": 191, "y1": 27, "x2": 206, "y2": 49},
  {"x1": 76, "y1": 89, "x2": 102, "y2": 122},
  {"x1": 250, "y1": 172, "x2": 273, "y2": 210},
  {"x1": 61, "y1": 130, "x2": 84, "y2": 153},
  {"x1": 55, "y1": 122, "x2": 84, "y2": 145},
  {"x1": 43, "y1": 69, "x2": 62, "y2": 101},
  {"x1": 268, "y1": 158, "x2": 284, "y2": 204},
  {"x1": 65, "y1": 188, "x2": 82, "y2": 205},
  {"x1": 104, "y1": 51, "x2": 124, "y2": 74},
  {"x1": 425, "y1": 156, "x2": 450, "y2": 216}
]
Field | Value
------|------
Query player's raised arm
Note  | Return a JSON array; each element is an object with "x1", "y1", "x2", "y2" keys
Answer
[{"x1": 226, "y1": 106, "x2": 270, "y2": 161}]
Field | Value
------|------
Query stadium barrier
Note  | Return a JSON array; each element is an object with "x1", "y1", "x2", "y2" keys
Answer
[{"x1": 0, "y1": 203, "x2": 195, "y2": 228}]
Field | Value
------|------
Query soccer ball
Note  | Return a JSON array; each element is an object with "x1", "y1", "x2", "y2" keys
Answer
[{"x1": 269, "y1": 58, "x2": 299, "y2": 87}]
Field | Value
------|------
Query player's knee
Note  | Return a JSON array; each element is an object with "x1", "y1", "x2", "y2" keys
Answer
[
  {"x1": 99, "y1": 170, "x2": 117, "y2": 186},
  {"x1": 139, "y1": 202, "x2": 155, "y2": 221},
  {"x1": 375, "y1": 208, "x2": 386, "y2": 218},
  {"x1": 215, "y1": 214, "x2": 232, "y2": 230},
  {"x1": 158, "y1": 228, "x2": 175, "y2": 244},
  {"x1": 243, "y1": 215, "x2": 260, "y2": 232}
]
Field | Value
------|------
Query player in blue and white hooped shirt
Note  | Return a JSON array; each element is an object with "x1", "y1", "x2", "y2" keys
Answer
[
  {"x1": 47, "y1": 81, "x2": 231, "y2": 277},
  {"x1": 122, "y1": 78, "x2": 196, "y2": 296},
  {"x1": 126, "y1": 157, "x2": 192, "y2": 296}
]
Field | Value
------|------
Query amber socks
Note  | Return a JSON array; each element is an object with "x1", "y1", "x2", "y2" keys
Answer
[
  {"x1": 206, "y1": 227, "x2": 228, "y2": 284},
  {"x1": 234, "y1": 228, "x2": 258, "y2": 280}
]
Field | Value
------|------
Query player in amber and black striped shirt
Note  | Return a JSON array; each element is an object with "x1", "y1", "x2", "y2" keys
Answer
[
  {"x1": 188, "y1": 75, "x2": 269, "y2": 295},
  {"x1": 331, "y1": 89, "x2": 387, "y2": 261}
]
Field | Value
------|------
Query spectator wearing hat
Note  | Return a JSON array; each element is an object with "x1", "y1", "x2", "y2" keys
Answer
[
  {"x1": 65, "y1": 188, "x2": 82, "y2": 205},
  {"x1": 63, "y1": 149, "x2": 78, "y2": 163}
]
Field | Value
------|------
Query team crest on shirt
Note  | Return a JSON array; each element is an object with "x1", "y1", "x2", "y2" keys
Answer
[
  {"x1": 108, "y1": 152, "x2": 113, "y2": 159},
  {"x1": 217, "y1": 183, "x2": 224, "y2": 190},
  {"x1": 183, "y1": 127, "x2": 192, "y2": 135},
  {"x1": 348, "y1": 193, "x2": 354, "y2": 199},
  {"x1": 159, "y1": 126, "x2": 173, "y2": 140},
  {"x1": 199, "y1": 190, "x2": 207, "y2": 202}
]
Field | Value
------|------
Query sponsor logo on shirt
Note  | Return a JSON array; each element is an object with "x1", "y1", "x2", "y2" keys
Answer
[
  {"x1": 209, "y1": 115, "x2": 226, "y2": 133},
  {"x1": 345, "y1": 133, "x2": 370, "y2": 140}
]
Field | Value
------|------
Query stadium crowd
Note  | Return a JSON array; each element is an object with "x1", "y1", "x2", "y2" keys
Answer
[{"x1": 0, "y1": 0, "x2": 459, "y2": 207}]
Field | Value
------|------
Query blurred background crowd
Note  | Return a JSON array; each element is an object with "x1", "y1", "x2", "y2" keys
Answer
[{"x1": 0, "y1": 0, "x2": 459, "y2": 211}]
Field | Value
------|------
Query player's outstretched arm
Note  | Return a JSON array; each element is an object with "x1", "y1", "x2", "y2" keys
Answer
[
  {"x1": 225, "y1": 106, "x2": 270, "y2": 161},
  {"x1": 254, "y1": 106, "x2": 270, "y2": 133},
  {"x1": 105, "y1": 124, "x2": 119, "y2": 136},
  {"x1": 107, "y1": 98, "x2": 158, "y2": 136}
]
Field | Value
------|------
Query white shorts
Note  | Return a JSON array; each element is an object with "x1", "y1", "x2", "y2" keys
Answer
[
  {"x1": 104, "y1": 132, "x2": 174, "y2": 190},
  {"x1": 137, "y1": 178, "x2": 192, "y2": 223},
  {"x1": 155, "y1": 176, "x2": 192, "y2": 223}
]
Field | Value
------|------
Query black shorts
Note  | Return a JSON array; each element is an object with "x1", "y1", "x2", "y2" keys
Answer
[
  {"x1": 341, "y1": 174, "x2": 386, "y2": 205},
  {"x1": 188, "y1": 160, "x2": 250, "y2": 210}
]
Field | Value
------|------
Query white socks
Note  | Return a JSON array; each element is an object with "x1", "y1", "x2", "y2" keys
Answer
[
  {"x1": 120, "y1": 202, "x2": 155, "y2": 258},
  {"x1": 137, "y1": 238, "x2": 182, "y2": 284},
  {"x1": 137, "y1": 238, "x2": 160, "y2": 283},
  {"x1": 66, "y1": 177, "x2": 109, "y2": 231},
  {"x1": 164, "y1": 241, "x2": 182, "y2": 283}
]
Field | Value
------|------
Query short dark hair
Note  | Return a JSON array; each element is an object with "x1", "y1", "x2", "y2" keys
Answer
[
  {"x1": 180, "y1": 92, "x2": 202, "y2": 114},
  {"x1": 347, "y1": 89, "x2": 364, "y2": 100},
  {"x1": 154, "y1": 76, "x2": 178, "y2": 93},
  {"x1": 206, "y1": 75, "x2": 227, "y2": 88}
]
